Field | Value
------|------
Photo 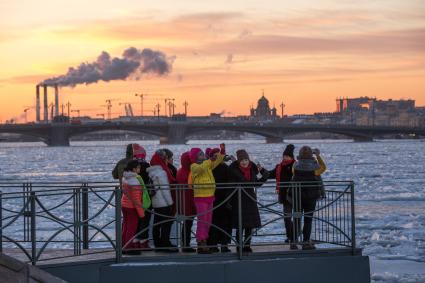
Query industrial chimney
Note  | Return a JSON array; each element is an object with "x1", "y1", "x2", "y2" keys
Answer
[
  {"x1": 36, "y1": 85, "x2": 41, "y2": 122},
  {"x1": 54, "y1": 84, "x2": 59, "y2": 117},
  {"x1": 43, "y1": 84, "x2": 48, "y2": 123}
]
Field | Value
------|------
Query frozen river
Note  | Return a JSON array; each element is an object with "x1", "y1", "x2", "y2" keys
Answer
[{"x1": 1, "y1": 139, "x2": 425, "y2": 282}]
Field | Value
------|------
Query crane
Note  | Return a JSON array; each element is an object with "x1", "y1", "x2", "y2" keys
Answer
[
  {"x1": 135, "y1": 93, "x2": 144, "y2": 117},
  {"x1": 119, "y1": 102, "x2": 134, "y2": 117},
  {"x1": 183, "y1": 101, "x2": 189, "y2": 116},
  {"x1": 66, "y1": 102, "x2": 72, "y2": 117},
  {"x1": 23, "y1": 108, "x2": 30, "y2": 123},
  {"x1": 135, "y1": 92, "x2": 165, "y2": 116},
  {"x1": 164, "y1": 98, "x2": 175, "y2": 117},
  {"x1": 280, "y1": 101, "x2": 285, "y2": 118},
  {"x1": 71, "y1": 109, "x2": 80, "y2": 117}
]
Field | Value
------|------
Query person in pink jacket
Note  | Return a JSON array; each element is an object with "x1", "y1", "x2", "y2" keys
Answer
[{"x1": 121, "y1": 160, "x2": 145, "y2": 255}]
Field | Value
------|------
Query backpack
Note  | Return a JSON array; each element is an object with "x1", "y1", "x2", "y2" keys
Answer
[{"x1": 136, "y1": 175, "x2": 152, "y2": 209}]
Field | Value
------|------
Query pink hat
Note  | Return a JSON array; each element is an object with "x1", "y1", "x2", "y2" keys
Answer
[
  {"x1": 132, "y1": 144, "x2": 146, "y2": 159},
  {"x1": 189, "y1": 148, "x2": 202, "y2": 163}
]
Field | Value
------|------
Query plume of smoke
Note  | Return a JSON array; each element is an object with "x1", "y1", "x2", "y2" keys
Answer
[{"x1": 41, "y1": 47, "x2": 173, "y2": 87}]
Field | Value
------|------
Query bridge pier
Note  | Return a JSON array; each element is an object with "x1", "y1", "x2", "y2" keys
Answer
[
  {"x1": 161, "y1": 122, "x2": 187, "y2": 144},
  {"x1": 47, "y1": 124, "x2": 70, "y2": 146},
  {"x1": 265, "y1": 136, "x2": 283, "y2": 144}
]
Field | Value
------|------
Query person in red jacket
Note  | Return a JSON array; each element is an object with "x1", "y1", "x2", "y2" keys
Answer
[
  {"x1": 176, "y1": 151, "x2": 197, "y2": 253},
  {"x1": 121, "y1": 160, "x2": 144, "y2": 255}
]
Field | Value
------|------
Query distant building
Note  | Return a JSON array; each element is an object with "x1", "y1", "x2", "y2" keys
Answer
[
  {"x1": 335, "y1": 97, "x2": 420, "y2": 127},
  {"x1": 250, "y1": 95, "x2": 278, "y2": 120}
]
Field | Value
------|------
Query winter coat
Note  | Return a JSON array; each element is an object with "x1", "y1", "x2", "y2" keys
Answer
[
  {"x1": 121, "y1": 171, "x2": 144, "y2": 218},
  {"x1": 176, "y1": 152, "x2": 196, "y2": 216},
  {"x1": 147, "y1": 165, "x2": 174, "y2": 208},
  {"x1": 190, "y1": 154, "x2": 225, "y2": 198},
  {"x1": 211, "y1": 162, "x2": 233, "y2": 228},
  {"x1": 112, "y1": 144, "x2": 134, "y2": 183},
  {"x1": 290, "y1": 156, "x2": 326, "y2": 201},
  {"x1": 228, "y1": 161, "x2": 269, "y2": 229},
  {"x1": 268, "y1": 159, "x2": 295, "y2": 203}
]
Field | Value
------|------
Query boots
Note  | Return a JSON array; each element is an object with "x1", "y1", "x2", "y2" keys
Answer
[{"x1": 197, "y1": 240, "x2": 211, "y2": 254}]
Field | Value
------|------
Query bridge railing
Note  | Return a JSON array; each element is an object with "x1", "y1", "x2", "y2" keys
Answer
[{"x1": 0, "y1": 181, "x2": 355, "y2": 265}]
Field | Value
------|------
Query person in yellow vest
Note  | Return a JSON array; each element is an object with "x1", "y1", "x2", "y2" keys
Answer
[{"x1": 189, "y1": 145, "x2": 225, "y2": 254}]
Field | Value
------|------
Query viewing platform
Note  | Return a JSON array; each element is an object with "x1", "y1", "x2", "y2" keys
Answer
[{"x1": 0, "y1": 181, "x2": 371, "y2": 283}]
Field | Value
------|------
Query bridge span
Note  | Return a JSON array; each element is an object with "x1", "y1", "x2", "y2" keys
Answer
[{"x1": 0, "y1": 121, "x2": 424, "y2": 146}]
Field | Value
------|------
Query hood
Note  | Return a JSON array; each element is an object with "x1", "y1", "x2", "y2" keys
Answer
[
  {"x1": 293, "y1": 159, "x2": 320, "y2": 172},
  {"x1": 125, "y1": 144, "x2": 134, "y2": 159},
  {"x1": 189, "y1": 148, "x2": 202, "y2": 163},
  {"x1": 150, "y1": 152, "x2": 167, "y2": 167},
  {"x1": 180, "y1": 152, "x2": 192, "y2": 170},
  {"x1": 126, "y1": 143, "x2": 146, "y2": 159}
]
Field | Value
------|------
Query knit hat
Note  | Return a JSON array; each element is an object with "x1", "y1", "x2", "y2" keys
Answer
[
  {"x1": 132, "y1": 144, "x2": 146, "y2": 159},
  {"x1": 189, "y1": 148, "x2": 203, "y2": 163},
  {"x1": 283, "y1": 144, "x2": 295, "y2": 158},
  {"x1": 236, "y1": 149, "x2": 250, "y2": 161},
  {"x1": 298, "y1": 146, "x2": 314, "y2": 160}
]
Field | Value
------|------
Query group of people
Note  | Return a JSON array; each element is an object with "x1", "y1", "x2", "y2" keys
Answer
[{"x1": 112, "y1": 142, "x2": 326, "y2": 255}]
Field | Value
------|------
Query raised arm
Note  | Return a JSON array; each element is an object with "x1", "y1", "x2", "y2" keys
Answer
[
  {"x1": 210, "y1": 154, "x2": 225, "y2": 170},
  {"x1": 267, "y1": 166, "x2": 277, "y2": 179},
  {"x1": 315, "y1": 155, "x2": 326, "y2": 176}
]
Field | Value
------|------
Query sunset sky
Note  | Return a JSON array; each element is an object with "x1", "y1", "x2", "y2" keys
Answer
[{"x1": 1, "y1": 0, "x2": 424, "y2": 122}]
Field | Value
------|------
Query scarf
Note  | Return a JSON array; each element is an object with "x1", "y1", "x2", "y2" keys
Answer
[
  {"x1": 150, "y1": 153, "x2": 176, "y2": 184},
  {"x1": 276, "y1": 158, "x2": 295, "y2": 192},
  {"x1": 239, "y1": 164, "x2": 252, "y2": 181}
]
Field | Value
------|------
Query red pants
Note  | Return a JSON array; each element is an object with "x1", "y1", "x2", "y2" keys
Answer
[{"x1": 122, "y1": 207, "x2": 139, "y2": 249}]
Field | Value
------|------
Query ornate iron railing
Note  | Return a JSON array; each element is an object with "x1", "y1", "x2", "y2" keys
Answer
[{"x1": 0, "y1": 180, "x2": 355, "y2": 265}]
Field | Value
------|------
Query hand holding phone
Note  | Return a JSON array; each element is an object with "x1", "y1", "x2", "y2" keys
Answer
[{"x1": 220, "y1": 143, "x2": 226, "y2": 154}]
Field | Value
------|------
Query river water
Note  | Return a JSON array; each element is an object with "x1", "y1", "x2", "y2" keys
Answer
[{"x1": 1, "y1": 139, "x2": 424, "y2": 282}]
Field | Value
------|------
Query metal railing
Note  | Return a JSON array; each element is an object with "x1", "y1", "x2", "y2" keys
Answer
[{"x1": 0, "y1": 180, "x2": 355, "y2": 265}]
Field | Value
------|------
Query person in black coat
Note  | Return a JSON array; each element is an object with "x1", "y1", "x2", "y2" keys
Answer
[
  {"x1": 207, "y1": 148, "x2": 233, "y2": 253},
  {"x1": 291, "y1": 146, "x2": 326, "y2": 250},
  {"x1": 228, "y1": 149, "x2": 269, "y2": 253},
  {"x1": 267, "y1": 144, "x2": 298, "y2": 248}
]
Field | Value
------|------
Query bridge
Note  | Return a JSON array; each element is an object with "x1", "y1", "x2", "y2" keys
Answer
[{"x1": 0, "y1": 121, "x2": 424, "y2": 146}]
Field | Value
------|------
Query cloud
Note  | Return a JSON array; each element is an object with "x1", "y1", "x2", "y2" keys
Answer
[{"x1": 201, "y1": 28, "x2": 425, "y2": 55}]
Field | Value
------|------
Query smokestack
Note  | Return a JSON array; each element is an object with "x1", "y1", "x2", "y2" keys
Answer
[
  {"x1": 43, "y1": 84, "x2": 48, "y2": 123},
  {"x1": 36, "y1": 85, "x2": 41, "y2": 122},
  {"x1": 54, "y1": 84, "x2": 59, "y2": 117}
]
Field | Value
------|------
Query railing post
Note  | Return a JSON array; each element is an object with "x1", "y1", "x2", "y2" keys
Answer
[
  {"x1": 82, "y1": 183, "x2": 89, "y2": 250},
  {"x1": 73, "y1": 187, "x2": 81, "y2": 256},
  {"x1": 0, "y1": 191, "x2": 3, "y2": 253},
  {"x1": 237, "y1": 186, "x2": 243, "y2": 259},
  {"x1": 350, "y1": 182, "x2": 356, "y2": 255},
  {"x1": 115, "y1": 186, "x2": 122, "y2": 263},
  {"x1": 30, "y1": 192, "x2": 36, "y2": 265}
]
